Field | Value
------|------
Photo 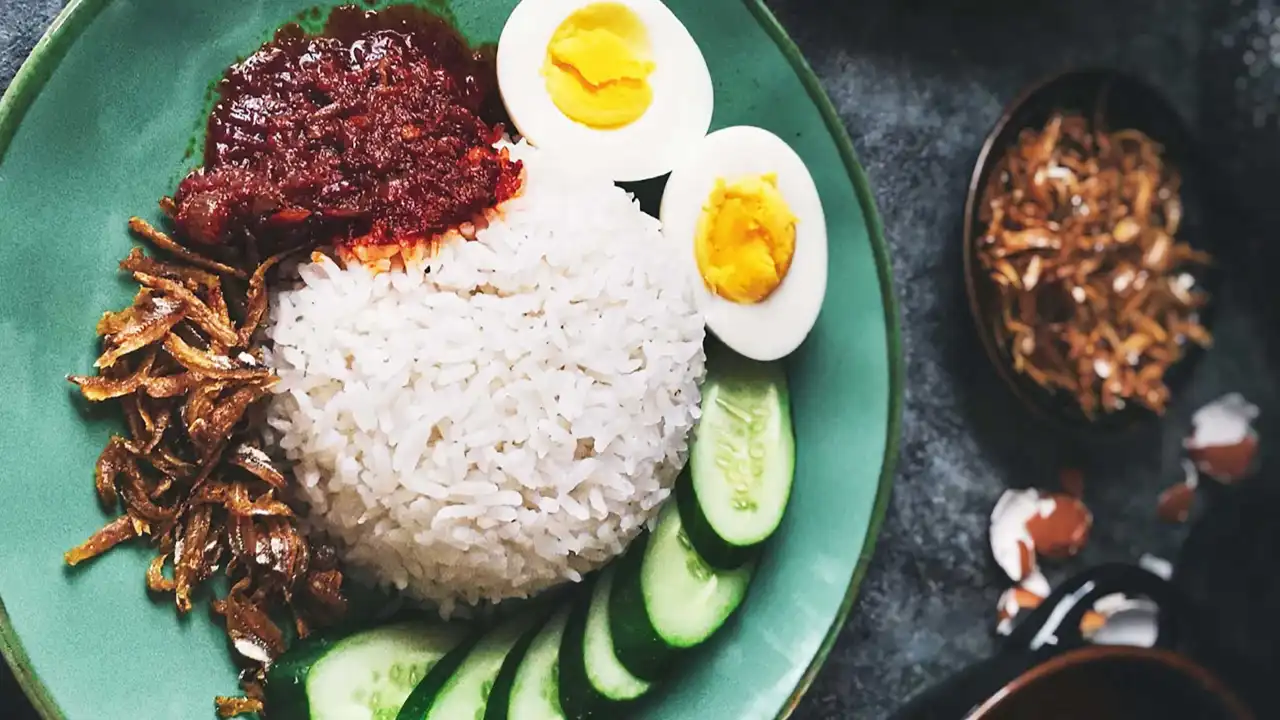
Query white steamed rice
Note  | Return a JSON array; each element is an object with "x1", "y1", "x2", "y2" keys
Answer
[{"x1": 264, "y1": 142, "x2": 706, "y2": 614}]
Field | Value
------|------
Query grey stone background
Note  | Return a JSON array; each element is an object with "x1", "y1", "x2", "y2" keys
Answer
[{"x1": 3, "y1": 0, "x2": 1279, "y2": 718}]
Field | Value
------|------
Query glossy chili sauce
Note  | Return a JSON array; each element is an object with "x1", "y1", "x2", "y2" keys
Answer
[{"x1": 174, "y1": 5, "x2": 522, "y2": 252}]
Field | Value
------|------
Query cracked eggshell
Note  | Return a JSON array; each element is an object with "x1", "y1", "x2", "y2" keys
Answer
[
  {"x1": 996, "y1": 585, "x2": 1043, "y2": 636},
  {"x1": 1090, "y1": 604, "x2": 1160, "y2": 648},
  {"x1": 1084, "y1": 594, "x2": 1159, "y2": 646},
  {"x1": 1092, "y1": 593, "x2": 1159, "y2": 617},
  {"x1": 1026, "y1": 493, "x2": 1092, "y2": 559},
  {"x1": 1157, "y1": 459, "x2": 1199, "y2": 523},
  {"x1": 1021, "y1": 569, "x2": 1051, "y2": 598},
  {"x1": 1139, "y1": 554, "x2": 1174, "y2": 580},
  {"x1": 1185, "y1": 393, "x2": 1260, "y2": 483},
  {"x1": 994, "y1": 571, "x2": 1101, "y2": 638},
  {"x1": 990, "y1": 489, "x2": 1040, "y2": 583}
]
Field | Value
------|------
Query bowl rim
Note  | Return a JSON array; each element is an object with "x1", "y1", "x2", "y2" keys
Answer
[
  {"x1": 968, "y1": 645, "x2": 1254, "y2": 720},
  {"x1": 0, "y1": 1, "x2": 904, "y2": 718}
]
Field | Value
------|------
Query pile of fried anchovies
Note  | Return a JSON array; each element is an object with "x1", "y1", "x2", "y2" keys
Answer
[
  {"x1": 66, "y1": 215, "x2": 347, "y2": 717},
  {"x1": 977, "y1": 112, "x2": 1212, "y2": 417}
]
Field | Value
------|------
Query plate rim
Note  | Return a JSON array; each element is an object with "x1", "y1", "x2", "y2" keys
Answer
[{"x1": 0, "y1": 1, "x2": 903, "y2": 718}]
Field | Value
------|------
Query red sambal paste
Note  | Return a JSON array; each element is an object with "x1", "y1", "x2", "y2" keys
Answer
[{"x1": 173, "y1": 5, "x2": 523, "y2": 253}]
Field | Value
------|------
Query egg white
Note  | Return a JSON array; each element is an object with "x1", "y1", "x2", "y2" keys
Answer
[
  {"x1": 496, "y1": 0, "x2": 714, "y2": 182},
  {"x1": 660, "y1": 125, "x2": 828, "y2": 361}
]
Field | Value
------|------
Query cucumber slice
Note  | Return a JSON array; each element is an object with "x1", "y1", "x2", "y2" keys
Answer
[
  {"x1": 265, "y1": 622, "x2": 468, "y2": 720},
  {"x1": 676, "y1": 469, "x2": 755, "y2": 571},
  {"x1": 610, "y1": 503, "x2": 755, "y2": 679},
  {"x1": 686, "y1": 350, "x2": 794, "y2": 567},
  {"x1": 605, "y1": 533, "x2": 670, "y2": 682},
  {"x1": 395, "y1": 636, "x2": 477, "y2": 720},
  {"x1": 559, "y1": 567, "x2": 651, "y2": 718},
  {"x1": 583, "y1": 566, "x2": 650, "y2": 703},
  {"x1": 557, "y1": 579, "x2": 600, "y2": 719},
  {"x1": 265, "y1": 635, "x2": 336, "y2": 720},
  {"x1": 398, "y1": 611, "x2": 541, "y2": 720},
  {"x1": 689, "y1": 350, "x2": 794, "y2": 565},
  {"x1": 487, "y1": 607, "x2": 570, "y2": 720},
  {"x1": 312, "y1": 623, "x2": 470, "y2": 720}
]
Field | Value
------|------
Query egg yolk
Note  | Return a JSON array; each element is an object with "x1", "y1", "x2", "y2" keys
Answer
[
  {"x1": 543, "y1": 3, "x2": 655, "y2": 129},
  {"x1": 694, "y1": 174, "x2": 798, "y2": 305}
]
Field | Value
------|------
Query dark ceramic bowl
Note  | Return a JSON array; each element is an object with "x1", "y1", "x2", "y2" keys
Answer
[
  {"x1": 962, "y1": 69, "x2": 1222, "y2": 439},
  {"x1": 891, "y1": 564, "x2": 1252, "y2": 720}
]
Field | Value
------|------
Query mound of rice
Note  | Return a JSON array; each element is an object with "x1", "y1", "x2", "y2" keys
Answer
[{"x1": 265, "y1": 142, "x2": 706, "y2": 614}]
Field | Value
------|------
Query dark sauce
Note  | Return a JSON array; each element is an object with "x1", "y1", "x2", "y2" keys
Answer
[{"x1": 173, "y1": 4, "x2": 522, "y2": 254}]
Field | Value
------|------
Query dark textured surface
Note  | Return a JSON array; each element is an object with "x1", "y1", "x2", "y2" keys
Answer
[
  {"x1": 2, "y1": 1, "x2": 1279, "y2": 719},
  {"x1": 760, "y1": 1, "x2": 1280, "y2": 719}
]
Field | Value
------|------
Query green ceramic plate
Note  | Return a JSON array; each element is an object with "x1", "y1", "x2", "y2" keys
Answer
[{"x1": 0, "y1": 1, "x2": 901, "y2": 718}]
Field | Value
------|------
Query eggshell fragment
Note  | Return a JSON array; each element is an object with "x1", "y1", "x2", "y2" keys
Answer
[
  {"x1": 1157, "y1": 459, "x2": 1199, "y2": 524},
  {"x1": 990, "y1": 489, "x2": 1040, "y2": 583},
  {"x1": 993, "y1": 572, "x2": 1106, "y2": 637},
  {"x1": 1184, "y1": 393, "x2": 1260, "y2": 483},
  {"x1": 1087, "y1": 594, "x2": 1160, "y2": 647},
  {"x1": 996, "y1": 585, "x2": 1043, "y2": 636},
  {"x1": 1138, "y1": 553, "x2": 1173, "y2": 580},
  {"x1": 1025, "y1": 494, "x2": 1092, "y2": 559},
  {"x1": 992, "y1": 488, "x2": 1094, "y2": 583},
  {"x1": 1021, "y1": 569, "x2": 1051, "y2": 598},
  {"x1": 1156, "y1": 483, "x2": 1195, "y2": 523}
]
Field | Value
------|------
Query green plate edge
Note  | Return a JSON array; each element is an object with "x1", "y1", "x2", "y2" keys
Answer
[
  {"x1": 0, "y1": 1, "x2": 904, "y2": 718},
  {"x1": 737, "y1": 4, "x2": 901, "y2": 716},
  {"x1": 0, "y1": 0, "x2": 117, "y2": 715}
]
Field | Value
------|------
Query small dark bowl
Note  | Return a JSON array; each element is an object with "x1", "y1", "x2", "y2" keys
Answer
[
  {"x1": 891, "y1": 564, "x2": 1254, "y2": 720},
  {"x1": 962, "y1": 69, "x2": 1222, "y2": 439}
]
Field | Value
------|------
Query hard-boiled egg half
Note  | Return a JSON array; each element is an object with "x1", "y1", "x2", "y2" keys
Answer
[
  {"x1": 661, "y1": 126, "x2": 828, "y2": 361},
  {"x1": 496, "y1": 0, "x2": 714, "y2": 182}
]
